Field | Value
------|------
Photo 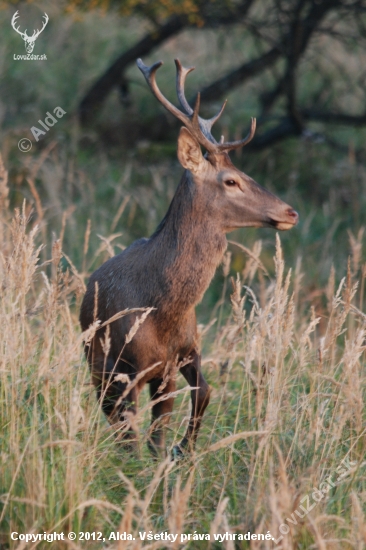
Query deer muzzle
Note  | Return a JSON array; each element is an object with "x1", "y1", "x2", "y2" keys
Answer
[{"x1": 267, "y1": 207, "x2": 299, "y2": 231}]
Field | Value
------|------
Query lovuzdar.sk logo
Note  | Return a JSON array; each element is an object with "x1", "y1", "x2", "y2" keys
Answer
[{"x1": 12, "y1": 10, "x2": 48, "y2": 60}]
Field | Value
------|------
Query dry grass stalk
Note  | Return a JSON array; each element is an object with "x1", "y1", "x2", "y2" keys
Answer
[{"x1": 0, "y1": 153, "x2": 364, "y2": 549}]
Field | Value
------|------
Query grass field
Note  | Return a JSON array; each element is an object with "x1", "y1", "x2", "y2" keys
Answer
[{"x1": 0, "y1": 148, "x2": 365, "y2": 549}]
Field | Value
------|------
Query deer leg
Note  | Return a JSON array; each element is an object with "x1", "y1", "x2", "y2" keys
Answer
[
  {"x1": 92, "y1": 356, "x2": 139, "y2": 446},
  {"x1": 148, "y1": 377, "x2": 176, "y2": 457},
  {"x1": 173, "y1": 352, "x2": 211, "y2": 458}
]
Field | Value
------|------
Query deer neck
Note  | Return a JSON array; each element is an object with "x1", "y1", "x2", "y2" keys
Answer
[{"x1": 151, "y1": 171, "x2": 227, "y2": 314}]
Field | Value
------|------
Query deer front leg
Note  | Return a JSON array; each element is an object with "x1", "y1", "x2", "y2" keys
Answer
[
  {"x1": 148, "y1": 377, "x2": 176, "y2": 457},
  {"x1": 173, "y1": 351, "x2": 211, "y2": 458}
]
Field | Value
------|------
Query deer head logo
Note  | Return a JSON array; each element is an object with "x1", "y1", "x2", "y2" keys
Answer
[{"x1": 11, "y1": 11, "x2": 49, "y2": 54}]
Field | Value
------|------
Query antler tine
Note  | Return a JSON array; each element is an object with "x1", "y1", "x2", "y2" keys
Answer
[
  {"x1": 11, "y1": 10, "x2": 19, "y2": 24},
  {"x1": 191, "y1": 92, "x2": 201, "y2": 126},
  {"x1": 137, "y1": 58, "x2": 191, "y2": 129},
  {"x1": 11, "y1": 11, "x2": 25, "y2": 36},
  {"x1": 174, "y1": 59, "x2": 195, "y2": 115},
  {"x1": 33, "y1": 12, "x2": 49, "y2": 39},
  {"x1": 41, "y1": 13, "x2": 49, "y2": 29},
  {"x1": 175, "y1": 59, "x2": 220, "y2": 151},
  {"x1": 217, "y1": 117, "x2": 256, "y2": 152},
  {"x1": 206, "y1": 99, "x2": 227, "y2": 130},
  {"x1": 188, "y1": 92, "x2": 219, "y2": 153},
  {"x1": 175, "y1": 58, "x2": 225, "y2": 143}
]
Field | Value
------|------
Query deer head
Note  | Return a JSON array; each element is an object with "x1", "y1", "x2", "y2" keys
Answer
[
  {"x1": 11, "y1": 11, "x2": 49, "y2": 53},
  {"x1": 137, "y1": 59, "x2": 298, "y2": 233}
]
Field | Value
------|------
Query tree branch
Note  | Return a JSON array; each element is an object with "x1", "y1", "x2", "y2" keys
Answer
[
  {"x1": 197, "y1": 46, "x2": 282, "y2": 103},
  {"x1": 79, "y1": 15, "x2": 186, "y2": 125},
  {"x1": 302, "y1": 109, "x2": 366, "y2": 126},
  {"x1": 78, "y1": 0, "x2": 256, "y2": 125},
  {"x1": 247, "y1": 117, "x2": 302, "y2": 149}
]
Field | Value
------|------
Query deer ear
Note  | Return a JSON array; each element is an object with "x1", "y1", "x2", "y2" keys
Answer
[{"x1": 177, "y1": 127, "x2": 205, "y2": 172}]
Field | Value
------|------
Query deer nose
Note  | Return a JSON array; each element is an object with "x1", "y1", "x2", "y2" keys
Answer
[{"x1": 286, "y1": 208, "x2": 299, "y2": 225}]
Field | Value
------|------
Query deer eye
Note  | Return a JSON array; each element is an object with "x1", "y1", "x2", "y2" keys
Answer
[{"x1": 224, "y1": 179, "x2": 238, "y2": 187}]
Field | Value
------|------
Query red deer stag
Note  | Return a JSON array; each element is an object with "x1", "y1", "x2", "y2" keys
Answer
[{"x1": 80, "y1": 58, "x2": 298, "y2": 458}]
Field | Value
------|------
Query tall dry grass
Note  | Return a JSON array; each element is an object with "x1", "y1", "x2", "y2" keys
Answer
[{"x1": 0, "y1": 151, "x2": 365, "y2": 549}]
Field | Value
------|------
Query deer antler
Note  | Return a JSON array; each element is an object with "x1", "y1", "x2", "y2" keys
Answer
[
  {"x1": 31, "y1": 13, "x2": 49, "y2": 40},
  {"x1": 137, "y1": 58, "x2": 256, "y2": 154},
  {"x1": 11, "y1": 11, "x2": 26, "y2": 39},
  {"x1": 11, "y1": 11, "x2": 48, "y2": 41}
]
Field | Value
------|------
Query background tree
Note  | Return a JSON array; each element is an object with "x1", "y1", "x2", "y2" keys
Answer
[{"x1": 75, "y1": 0, "x2": 366, "y2": 155}]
